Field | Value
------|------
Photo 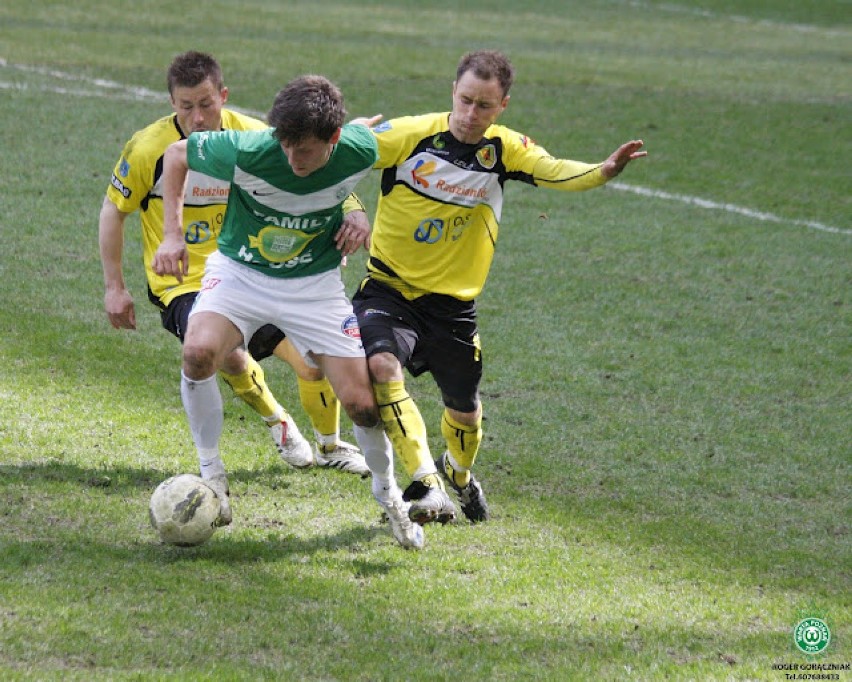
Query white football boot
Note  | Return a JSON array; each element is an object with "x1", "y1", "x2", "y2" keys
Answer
[
  {"x1": 269, "y1": 416, "x2": 315, "y2": 469},
  {"x1": 373, "y1": 480, "x2": 425, "y2": 550},
  {"x1": 205, "y1": 473, "x2": 232, "y2": 527},
  {"x1": 314, "y1": 439, "x2": 371, "y2": 477}
]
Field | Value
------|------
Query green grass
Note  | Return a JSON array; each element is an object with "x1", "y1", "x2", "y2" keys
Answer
[{"x1": 0, "y1": 1, "x2": 850, "y2": 680}]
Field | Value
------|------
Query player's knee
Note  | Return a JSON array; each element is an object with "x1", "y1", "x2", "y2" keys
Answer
[
  {"x1": 453, "y1": 407, "x2": 481, "y2": 428},
  {"x1": 183, "y1": 343, "x2": 220, "y2": 379},
  {"x1": 444, "y1": 395, "x2": 481, "y2": 423},
  {"x1": 367, "y1": 351, "x2": 403, "y2": 383},
  {"x1": 220, "y1": 350, "x2": 249, "y2": 376},
  {"x1": 341, "y1": 395, "x2": 380, "y2": 428},
  {"x1": 294, "y1": 365, "x2": 324, "y2": 382}
]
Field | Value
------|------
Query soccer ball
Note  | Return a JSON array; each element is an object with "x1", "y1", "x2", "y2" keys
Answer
[{"x1": 149, "y1": 474, "x2": 220, "y2": 546}]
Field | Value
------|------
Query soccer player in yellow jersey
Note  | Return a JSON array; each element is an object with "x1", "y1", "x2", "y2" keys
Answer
[
  {"x1": 98, "y1": 52, "x2": 370, "y2": 523},
  {"x1": 353, "y1": 50, "x2": 647, "y2": 524}
]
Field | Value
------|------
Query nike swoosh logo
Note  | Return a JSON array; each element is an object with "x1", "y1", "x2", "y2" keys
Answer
[{"x1": 252, "y1": 189, "x2": 274, "y2": 196}]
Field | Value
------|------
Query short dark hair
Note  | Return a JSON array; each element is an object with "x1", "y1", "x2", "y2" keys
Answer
[
  {"x1": 456, "y1": 50, "x2": 514, "y2": 96},
  {"x1": 267, "y1": 75, "x2": 346, "y2": 144},
  {"x1": 166, "y1": 51, "x2": 224, "y2": 94}
]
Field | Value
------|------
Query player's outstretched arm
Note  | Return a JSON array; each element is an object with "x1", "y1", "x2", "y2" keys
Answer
[
  {"x1": 601, "y1": 140, "x2": 647, "y2": 179},
  {"x1": 349, "y1": 114, "x2": 383, "y2": 129}
]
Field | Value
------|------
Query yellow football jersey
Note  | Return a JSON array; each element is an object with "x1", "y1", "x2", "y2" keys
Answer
[
  {"x1": 106, "y1": 109, "x2": 268, "y2": 307},
  {"x1": 369, "y1": 112, "x2": 608, "y2": 301}
]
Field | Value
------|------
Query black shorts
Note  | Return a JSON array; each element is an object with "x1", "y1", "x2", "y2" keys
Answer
[
  {"x1": 155, "y1": 291, "x2": 285, "y2": 362},
  {"x1": 352, "y1": 277, "x2": 482, "y2": 413}
]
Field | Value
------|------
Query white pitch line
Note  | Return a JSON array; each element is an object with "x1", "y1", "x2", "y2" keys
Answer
[
  {"x1": 615, "y1": 0, "x2": 849, "y2": 37},
  {"x1": 2, "y1": 56, "x2": 848, "y2": 236},
  {"x1": 608, "y1": 182, "x2": 851, "y2": 236}
]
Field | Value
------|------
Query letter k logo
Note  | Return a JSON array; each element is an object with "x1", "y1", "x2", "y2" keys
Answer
[{"x1": 411, "y1": 159, "x2": 435, "y2": 188}]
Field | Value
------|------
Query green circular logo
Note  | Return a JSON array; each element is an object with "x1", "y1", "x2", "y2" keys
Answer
[{"x1": 794, "y1": 617, "x2": 831, "y2": 654}]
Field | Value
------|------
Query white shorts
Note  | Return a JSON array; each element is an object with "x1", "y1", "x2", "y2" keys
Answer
[{"x1": 190, "y1": 251, "x2": 364, "y2": 364}]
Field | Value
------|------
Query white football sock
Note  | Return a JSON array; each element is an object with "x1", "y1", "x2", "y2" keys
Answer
[
  {"x1": 181, "y1": 371, "x2": 224, "y2": 459},
  {"x1": 353, "y1": 423, "x2": 394, "y2": 487},
  {"x1": 198, "y1": 451, "x2": 226, "y2": 480}
]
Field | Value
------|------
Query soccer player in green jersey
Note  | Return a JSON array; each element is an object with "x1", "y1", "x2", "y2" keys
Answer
[
  {"x1": 98, "y1": 52, "x2": 371, "y2": 500},
  {"x1": 152, "y1": 75, "x2": 423, "y2": 549},
  {"x1": 352, "y1": 50, "x2": 647, "y2": 524}
]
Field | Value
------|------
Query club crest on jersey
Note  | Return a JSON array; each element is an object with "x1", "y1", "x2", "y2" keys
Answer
[
  {"x1": 373, "y1": 121, "x2": 393, "y2": 134},
  {"x1": 476, "y1": 144, "x2": 497, "y2": 169},
  {"x1": 341, "y1": 314, "x2": 361, "y2": 339},
  {"x1": 118, "y1": 158, "x2": 130, "y2": 177}
]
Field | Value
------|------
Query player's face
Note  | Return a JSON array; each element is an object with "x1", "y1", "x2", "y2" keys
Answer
[
  {"x1": 280, "y1": 129, "x2": 342, "y2": 177},
  {"x1": 170, "y1": 79, "x2": 228, "y2": 135},
  {"x1": 449, "y1": 71, "x2": 509, "y2": 144}
]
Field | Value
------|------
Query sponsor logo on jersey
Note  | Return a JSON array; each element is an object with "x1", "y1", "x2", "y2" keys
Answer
[
  {"x1": 118, "y1": 158, "x2": 130, "y2": 177},
  {"x1": 110, "y1": 174, "x2": 131, "y2": 199},
  {"x1": 248, "y1": 225, "x2": 320, "y2": 263},
  {"x1": 373, "y1": 121, "x2": 393, "y2": 134},
  {"x1": 361, "y1": 307, "x2": 393, "y2": 318},
  {"x1": 453, "y1": 159, "x2": 477, "y2": 170},
  {"x1": 341, "y1": 314, "x2": 361, "y2": 338},
  {"x1": 191, "y1": 186, "x2": 229, "y2": 198},
  {"x1": 252, "y1": 213, "x2": 332, "y2": 230},
  {"x1": 411, "y1": 159, "x2": 436, "y2": 188},
  {"x1": 414, "y1": 218, "x2": 444, "y2": 244},
  {"x1": 435, "y1": 179, "x2": 487, "y2": 200},
  {"x1": 194, "y1": 132, "x2": 209, "y2": 160},
  {"x1": 475, "y1": 144, "x2": 496, "y2": 169},
  {"x1": 185, "y1": 221, "x2": 213, "y2": 244}
]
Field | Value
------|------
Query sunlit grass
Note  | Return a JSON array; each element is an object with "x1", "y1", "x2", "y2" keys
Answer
[{"x1": 0, "y1": 1, "x2": 849, "y2": 679}]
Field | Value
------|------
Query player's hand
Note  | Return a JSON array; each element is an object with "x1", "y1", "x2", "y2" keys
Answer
[
  {"x1": 152, "y1": 232, "x2": 189, "y2": 282},
  {"x1": 349, "y1": 114, "x2": 383, "y2": 129},
  {"x1": 601, "y1": 140, "x2": 647, "y2": 178},
  {"x1": 104, "y1": 287, "x2": 137, "y2": 330},
  {"x1": 335, "y1": 209, "x2": 371, "y2": 256}
]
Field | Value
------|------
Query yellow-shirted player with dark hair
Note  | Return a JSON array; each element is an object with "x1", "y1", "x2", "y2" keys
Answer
[
  {"x1": 99, "y1": 51, "x2": 370, "y2": 523},
  {"x1": 353, "y1": 50, "x2": 647, "y2": 525}
]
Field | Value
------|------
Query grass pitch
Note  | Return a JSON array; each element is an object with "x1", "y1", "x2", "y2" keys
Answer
[{"x1": 0, "y1": 1, "x2": 849, "y2": 679}]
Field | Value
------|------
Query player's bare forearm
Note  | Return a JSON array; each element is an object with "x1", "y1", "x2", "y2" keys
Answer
[
  {"x1": 152, "y1": 142, "x2": 191, "y2": 280},
  {"x1": 98, "y1": 197, "x2": 137, "y2": 329}
]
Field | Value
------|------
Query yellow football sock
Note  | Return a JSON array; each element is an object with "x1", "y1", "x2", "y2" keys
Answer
[
  {"x1": 440, "y1": 409, "x2": 482, "y2": 488},
  {"x1": 297, "y1": 376, "x2": 339, "y2": 449},
  {"x1": 219, "y1": 355, "x2": 279, "y2": 420},
  {"x1": 374, "y1": 380, "x2": 437, "y2": 483}
]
